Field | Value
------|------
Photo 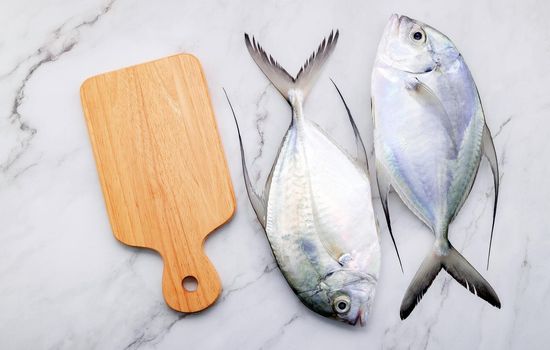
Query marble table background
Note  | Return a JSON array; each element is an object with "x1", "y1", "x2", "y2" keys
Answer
[{"x1": 1, "y1": 0, "x2": 548, "y2": 349}]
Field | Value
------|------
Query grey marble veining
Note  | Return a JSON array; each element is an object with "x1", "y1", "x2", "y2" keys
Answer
[{"x1": 0, "y1": 0, "x2": 548, "y2": 349}]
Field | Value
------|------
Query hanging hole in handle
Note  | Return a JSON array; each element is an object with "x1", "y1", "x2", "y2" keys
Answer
[{"x1": 182, "y1": 276, "x2": 198, "y2": 292}]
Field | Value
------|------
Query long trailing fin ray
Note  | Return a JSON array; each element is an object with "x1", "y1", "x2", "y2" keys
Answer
[
  {"x1": 400, "y1": 242, "x2": 501, "y2": 319},
  {"x1": 376, "y1": 163, "x2": 404, "y2": 273},
  {"x1": 223, "y1": 88, "x2": 266, "y2": 228},
  {"x1": 330, "y1": 78, "x2": 369, "y2": 173},
  {"x1": 244, "y1": 30, "x2": 339, "y2": 104},
  {"x1": 482, "y1": 123, "x2": 499, "y2": 269}
]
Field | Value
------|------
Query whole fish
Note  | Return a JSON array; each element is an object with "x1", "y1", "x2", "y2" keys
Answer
[
  {"x1": 371, "y1": 14, "x2": 501, "y2": 319},
  {"x1": 226, "y1": 31, "x2": 380, "y2": 326}
]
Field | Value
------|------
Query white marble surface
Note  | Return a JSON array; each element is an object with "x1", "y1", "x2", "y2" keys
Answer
[{"x1": 0, "y1": 0, "x2": 548, "y2": 348}]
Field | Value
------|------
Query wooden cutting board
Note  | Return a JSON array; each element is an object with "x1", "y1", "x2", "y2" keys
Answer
[{"x1": 80, "y1": 54, "x2": 235, "y2": 313}]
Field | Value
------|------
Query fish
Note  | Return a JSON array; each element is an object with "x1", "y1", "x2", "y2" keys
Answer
[
  {"x1": 225, "y1": 31, "x2": 381, "y2": 326},
  {"x1": 371, "y1": 14, "x2": 501, "y2": 319}
]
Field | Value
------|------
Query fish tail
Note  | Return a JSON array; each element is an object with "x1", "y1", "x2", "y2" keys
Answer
[
  {"x1": 400, "y1": 240, "x2": 501, "y2": 319},
  {"x1": 244, "y1": 30, "x2": 339, "y2": 107}
]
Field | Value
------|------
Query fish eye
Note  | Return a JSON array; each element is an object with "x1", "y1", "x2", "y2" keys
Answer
[
  {"x1": 333, "y1": 295, "x2": 351, "y2": 314},
  {"x1": 409, "y1": 26, "x2": 426, "y2": 44}
]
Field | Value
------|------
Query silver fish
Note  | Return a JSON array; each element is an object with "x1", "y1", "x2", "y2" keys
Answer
[
  {"x1": 226, "y1": 31, "x2": 380, "y2": 326},
  {"x1": 371, "y1": 14, "x2": 501, "y2": 319}
]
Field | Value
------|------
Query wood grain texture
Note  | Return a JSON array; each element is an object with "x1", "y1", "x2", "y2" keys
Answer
[{"x1": 80, "y1": 54, "x2": 235, "y2": 313}]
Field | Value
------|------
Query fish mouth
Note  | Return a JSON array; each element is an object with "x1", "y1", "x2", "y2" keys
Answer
[
  {"x1": 397, "y1": 14, "x2": 414, "y2": 27},
  {"x1": 385, "y1": 13, "x2": 400, "y2": 39},
  {"x1": 377, "y1": 14, "x2": 401, "y2": 66},
  {"x1": 349, "y1": 307, "x2": 366, "y2": 327},
  {"x1": 385, "y1": 14, "x2": 416, "y2": 38}
]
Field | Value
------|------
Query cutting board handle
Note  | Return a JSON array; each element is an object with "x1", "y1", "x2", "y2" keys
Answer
[{"x1": 160, "y1": 243, "x2": 221, "y2": 313}]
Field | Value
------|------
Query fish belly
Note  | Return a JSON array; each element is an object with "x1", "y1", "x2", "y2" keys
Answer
[
  {"x1": 265, "y1": 119, "x2": 380, "y2": 294},
  {"x1": 373, "y1": 64, "x2": 484, "y2": 230}
]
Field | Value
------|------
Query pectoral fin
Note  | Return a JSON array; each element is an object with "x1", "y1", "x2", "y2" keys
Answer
[
  {"x1": 224, "y1": 89, "x2": 267, "y2": 229},
  {"x1": 405, "y1": 78, "x2": 458, "y2": 154},
  {"x1": 482, "y1": 123, "x2": 499, "y2": 269}
]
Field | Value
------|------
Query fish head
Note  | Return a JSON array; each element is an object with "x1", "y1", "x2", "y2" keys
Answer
[
  {"x1": 322, "y1": 270, "x2": 376, "y2": 326},
  {"x1": 375, "y1": 14, "x2": 460, "y2": 73}
]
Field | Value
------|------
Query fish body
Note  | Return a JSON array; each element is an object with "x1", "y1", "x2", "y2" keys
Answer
[
  {"x1": 371, "y1": 15, "x2": 500, "y2": 319},
  {"x1": 229, "y1": 32, "x2": 380, "y2": 326},
  {"x1": 266, "y1": 110, "x2": 379, "y2": 323}
]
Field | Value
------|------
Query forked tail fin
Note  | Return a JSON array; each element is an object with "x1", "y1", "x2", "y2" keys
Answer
[
  {"x1": 400, "y1": 242, "x2": 501, "y2": 319},
  {"x1": 244, "y1": 30, "x2": 339, "y2": 106}
]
